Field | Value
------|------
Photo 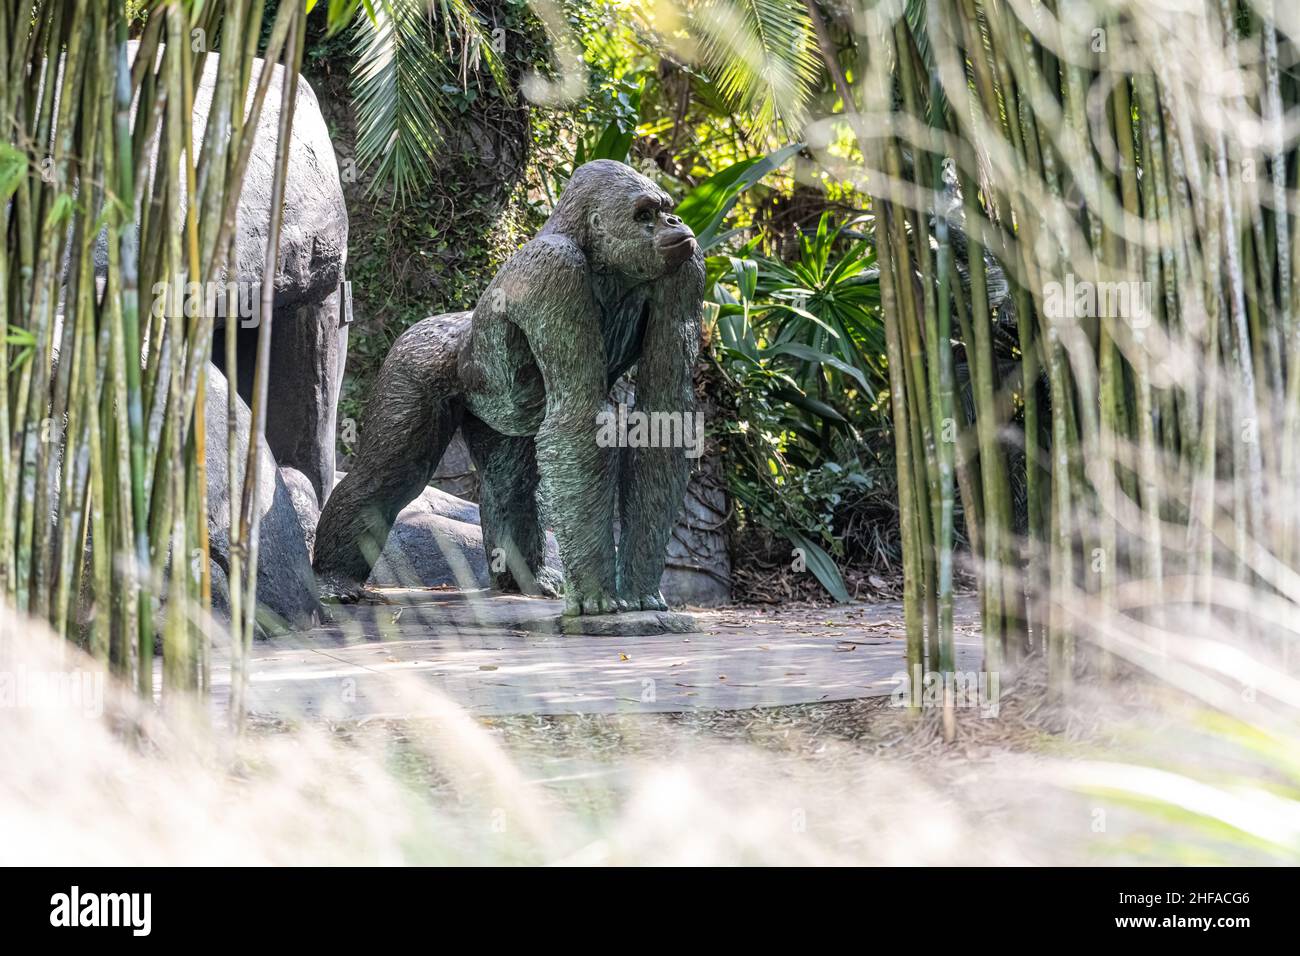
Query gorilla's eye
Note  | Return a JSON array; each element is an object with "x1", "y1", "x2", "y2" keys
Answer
[{"x1": 634, "y1": 208, "x2": 654, "y2": 224}]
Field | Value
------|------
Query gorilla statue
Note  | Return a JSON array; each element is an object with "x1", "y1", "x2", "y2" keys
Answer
[{"x1": 313, "y1": 160, "x2": 704, "y2": 616}]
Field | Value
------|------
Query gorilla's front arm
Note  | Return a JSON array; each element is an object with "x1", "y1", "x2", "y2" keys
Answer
[
  {"x1": 616, "y1": 249, "x2": 705, "y2": 609},
  {"x1": 495, "y1": 237, "x2": 620, "y2": 614}
]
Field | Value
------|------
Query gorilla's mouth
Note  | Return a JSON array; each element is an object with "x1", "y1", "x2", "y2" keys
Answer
[{"x1": 657, "y1": 232, "x2": 697, "y2": 267}]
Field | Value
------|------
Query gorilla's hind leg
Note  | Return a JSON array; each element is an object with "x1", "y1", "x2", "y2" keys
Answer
[
  {"x1": 313, "y1": 398, "x2": 462, "y2": 600},
  {"x1": 313, "y1": 314, "x2": 470, "y2": 600},
  {"x1": 462, "y1": 415, "x2": 560, "y2": 598}
]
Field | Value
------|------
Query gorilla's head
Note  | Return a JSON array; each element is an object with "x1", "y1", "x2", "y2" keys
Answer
[{"x1": 543, "y1": 160, "x2": 698, "y2": 281}]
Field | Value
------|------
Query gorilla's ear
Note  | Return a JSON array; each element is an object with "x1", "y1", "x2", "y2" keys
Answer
[{"x1": 586, "y1": 209, "x2": 603, "y2": 247}]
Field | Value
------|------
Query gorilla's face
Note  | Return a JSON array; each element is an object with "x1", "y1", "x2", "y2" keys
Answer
[{"x1": 586, "y1": 172, "x2": 698, "y2": 281}]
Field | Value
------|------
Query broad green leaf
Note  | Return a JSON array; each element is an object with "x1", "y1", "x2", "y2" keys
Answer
[
  {"x1": 728, "y1": 256, "x2": 758, "y2": 302},
  {"x1": 766, "y1": 342, "x2": 869, "y2": 389},
  {"x1": 577, "y1": 118, "x2": 636, "y2": 165},
  {"x1": 676, "y1": 143, "x2": 802, "y2": 249},
  {"x1": 775, "y1": 388, "x2": 847, "y2": 424},
  {"x1": 761, "y1": 301, "x2": 840, "y2": 338},
  {"x1": 787, "y1": 531, "x2": 850, "y2": 602}
]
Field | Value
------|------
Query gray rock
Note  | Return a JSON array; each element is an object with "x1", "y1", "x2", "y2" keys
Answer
[
  {"x1": 279, "y1": 467, "x2": 321, "y2": 560},
  {"x1": 205, "y1": 365, "x2": 321, "y2": 635},
  {"x1": 357, "y1": 479, "x2": 560, "y2": 590},
  {"x1": 259, "y1": 291, "x2": 349, "y2": 505},
  {"x1": 411, "y1": 483, "x2": 483, "y2": 526},
  {"x1": 102, "y1": 43, "x2": 349, "y2": 502},
  {"x1": 661, "y1": 458, "x2": 731, "y2": 606},
  {"x1": 429, "y1": 429, "x2": 478, "y2": 500},
  {"x1": 369, "y1": 509, "x2": 488, "y2": 591},
  {"x1": 212, "y1": 52, "x2": 348, "y2": 504}
]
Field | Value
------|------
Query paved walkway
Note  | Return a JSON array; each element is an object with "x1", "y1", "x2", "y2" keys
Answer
[{"x1": 212, "y1": 590, "x2": 984, "y2": 719}]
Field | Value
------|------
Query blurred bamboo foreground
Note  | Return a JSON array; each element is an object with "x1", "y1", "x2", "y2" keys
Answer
[
  {"x1": 0, "y1": 0, "x2": 318, "y2": 720},
  {"x1": 818, "y1": 0, "x2": 1300, "y2": 714}
]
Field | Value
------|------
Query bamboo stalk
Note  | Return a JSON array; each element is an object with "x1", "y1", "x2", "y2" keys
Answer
[{"x1": 233, "y1": 4, "x2": 304, "y2": 727}]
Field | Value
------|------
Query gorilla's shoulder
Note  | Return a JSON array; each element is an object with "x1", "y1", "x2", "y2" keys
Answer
[
  {"x1": 396, "y1": 310, "x2": 472, "y2": 346},
  {"x1": 510, "y1": 234, "x2": 589, "y2": 275}
]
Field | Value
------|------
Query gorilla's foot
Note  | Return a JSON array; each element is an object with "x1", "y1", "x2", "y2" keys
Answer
[
  {"x1": 490, "y1": 564, "x2": 565, "y2": 599},
  {"x1": 316, "y1": 571, "x2": 368, "y2": 605}
]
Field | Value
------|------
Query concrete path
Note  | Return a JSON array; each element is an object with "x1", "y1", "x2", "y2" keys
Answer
[{"x1": 210, "y1": 590, "x2": 984, "y2": 719}]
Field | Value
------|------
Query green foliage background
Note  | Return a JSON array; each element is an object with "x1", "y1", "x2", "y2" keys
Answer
[{"x1": 301, "y1": 0, "x2": 903, "y2": 598}]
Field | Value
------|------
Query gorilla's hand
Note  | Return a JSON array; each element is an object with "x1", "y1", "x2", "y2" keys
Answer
[
  {"x1": 563, "y1": 578, "x2": 621, "y2": 616},
  {"x1": 618, "y1": 588, "x2": 668, "y2": 613}
]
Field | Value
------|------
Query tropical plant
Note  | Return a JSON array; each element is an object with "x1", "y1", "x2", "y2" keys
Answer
[
  {"x1": 688, "y1": 0, "x2": 821, "y2": 133},
  {"x1": 349, "y1": 0, "x2": 508, "y2": 204},
  {"x1": 708, "y1": 295, "x2": 852, "y2": 602},
  {"x1": 344, "y1": 0, "x2": 827, "y2": 199},
  {"x1": 706, "y1": 217, "x2": 888, "y2": 601},
  {"x1": 747, "y1": 211, "x2": 884, "y2": 403},
  {"x1": 675, "y1": 142, "x2": 803, "y2": 250}
]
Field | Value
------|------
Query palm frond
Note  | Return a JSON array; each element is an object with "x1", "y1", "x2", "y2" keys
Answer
[
  {"x1": 435, "y1": 0, "x2": 510, "y2": 93},
  {"x1": 692, "y1": 0, "x2": 821, "y2": 133},
  {"x1": 351, "y1": 0, "x2": 510, "y2": 205},
  {"x1": 352, "y1": 0, "x2": 448, "y2": 204}
]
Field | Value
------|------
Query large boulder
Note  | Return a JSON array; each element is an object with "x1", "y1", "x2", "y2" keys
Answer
[
  {"x1": 203, "y1": 50, "x2": 348, "y2": 504},
  {"x1": 427, "y1": 430, "x2": 478, "y2": 500},
  {"x1": 359, "y1": 480, "x2": 562, "y2": 590},
  {"x1": 279, "y1": 466, "x2": 321, "y2": 560},
  {"x1": 369, "y1": 501, "x2": 489, "y2": 590},
  {"x1": 205, "y1": 365, "x2": 321, "y2": 635}
]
